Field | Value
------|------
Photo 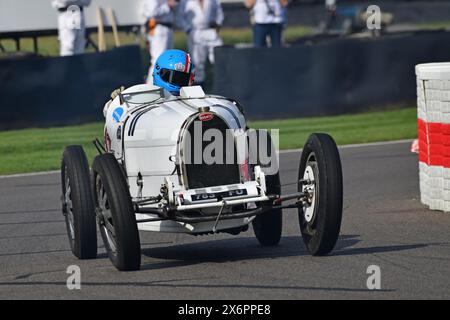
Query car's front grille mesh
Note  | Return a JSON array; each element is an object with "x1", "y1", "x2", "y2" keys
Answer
[{"x1": 183, "y1": 115, "x2": 240, "y2": 189}]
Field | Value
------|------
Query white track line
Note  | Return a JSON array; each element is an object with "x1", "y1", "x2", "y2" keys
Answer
[
  {"x1": 279, "y1": 138, "x2": 414, "y2": 154},
  {"x1": 0, "y1": 170, "x2": 59, "y2": 180},
  {"x1": 0, "y1": 139, "x2": 414, "y2": 179}
]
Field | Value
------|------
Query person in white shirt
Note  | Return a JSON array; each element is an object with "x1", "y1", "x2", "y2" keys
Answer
[
  {"x1": 325, "y1": 0, "x2": 337, "y2": 11},
  {"x1": 52, "y1": 0, "x2": 91, "y2": 56},
  {"x1": 142, "y1": 0, "x2": 176, "y2": 83},
  {"x1": 177, "y1": 0, "x2": 224, "y2": 85},
  {"x1": 245, "y1": 0, "x2": 288, "y2": 48}
]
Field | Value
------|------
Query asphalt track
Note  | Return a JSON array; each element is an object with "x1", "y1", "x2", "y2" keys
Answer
[{"x1": 0, "y1": 141, "x2": 449, "y2": 300}]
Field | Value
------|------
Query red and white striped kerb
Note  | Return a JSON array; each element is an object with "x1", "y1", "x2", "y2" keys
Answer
[{"x1": 416, "y1": 63, "x2": 450, "y2": 212}]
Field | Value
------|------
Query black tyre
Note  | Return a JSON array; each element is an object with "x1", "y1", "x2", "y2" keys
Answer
[
  {"x1": 251, "y1": 129, "x2": 282, "y2": 246},
  {"x1": 253, "y1": 173, "x2": 283, "y2": 246},
  {"x1": 61, "y1": 146, "x2": 97, "y2": 259},
  {"x1": 298, "y1": 133, "x2": 343, "y2": 256},
  {"x1": 92, "y1": 153, "x2": 141, "y2": 271}
]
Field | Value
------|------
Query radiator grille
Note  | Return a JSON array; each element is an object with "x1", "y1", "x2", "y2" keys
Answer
[{"x1": 183, "y1": 115, "x2": 240, "y2": 189}]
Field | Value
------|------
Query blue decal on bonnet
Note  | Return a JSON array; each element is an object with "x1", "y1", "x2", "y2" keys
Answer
[{"x1": 112, "y1": 107, "x2": 124, "y2": 122}]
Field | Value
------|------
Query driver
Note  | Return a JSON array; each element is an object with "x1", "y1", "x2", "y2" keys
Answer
[
  {"x1": 152, "y1": 49, "x2": 196, "y2": 96},
  {"x1": 104, "y1": 49, "x2": 195, "y2": 115}
]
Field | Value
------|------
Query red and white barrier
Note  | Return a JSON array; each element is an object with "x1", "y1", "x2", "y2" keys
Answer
[{"x1": 416, "y1": 62, "x2": 450, "y2": 211}]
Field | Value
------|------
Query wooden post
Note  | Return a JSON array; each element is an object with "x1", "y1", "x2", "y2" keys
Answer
[
  {"x1": 96, "y1": 7, "x2": 106, "y2": 52},
  {"x1": 33, "y1": 37, "x2": 38, "y2": 54},
  {"x1": 108, "y1": 7, "x2": 121, "y2": 47}
]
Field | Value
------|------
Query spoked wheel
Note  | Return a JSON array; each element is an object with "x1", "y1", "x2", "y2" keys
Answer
[
  {"x1": 298, "y1": 133, "x2": 343, "y2": 256},
  {"x1": 95, "y1": 177, "x2": 118, "y2": 257},
  {"x1": 251, "y1": 129, "x2": 282, "y2": 246},
  {"x1": 92, "y1": 153, "x2": 141, "y2": 271},
  {"x1": 61, "y1": 146, "x2": 97, "y2": 259}
]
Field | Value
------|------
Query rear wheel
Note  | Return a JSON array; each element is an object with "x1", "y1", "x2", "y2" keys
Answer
[
  {"x1": 92, "y1": 153, "x2": 141, "y2": 271},
  {"x1": 253, "y1": 173, "x2": 283, "y2": 246},
  {"x1": 251, "y1": 129, "x2": 282, "y2": 246},
  {"x1": 61, "y1": 146, "x2": 97, "y2": 259},
  {"x1": 298, "y1": 133, "x2": 343, "y2": 256}
]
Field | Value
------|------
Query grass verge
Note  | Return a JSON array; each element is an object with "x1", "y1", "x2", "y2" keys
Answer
[
  {"x1": 0, "y1": 107, "x2": 417, "y2": 175},
  {"x1": 0, "y1": 26, "x2": 313, "y2": 58}
]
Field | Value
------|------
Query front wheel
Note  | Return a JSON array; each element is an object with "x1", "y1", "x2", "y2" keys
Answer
[
  {"x1": 61, "y1": 146, "x2": 97, "y2": 259},
  {"x1": 92, "y1": 153, "x2": 141, "y2": 271},
  {"x1": 298, "y1": 133, "x2": 343, "y2": 256}
]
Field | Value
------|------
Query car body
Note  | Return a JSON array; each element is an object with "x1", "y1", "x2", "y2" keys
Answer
[
  {"x1": 61, "y1": 83, "x2": 343, "y2": 271},
  {"x1": 102, "y1": 84, "x2": 274, "y2": 235}
]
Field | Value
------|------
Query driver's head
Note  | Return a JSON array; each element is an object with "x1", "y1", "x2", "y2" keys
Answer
[{"x1": 153, "y1": 49, "x2": 195, "y2": 96}]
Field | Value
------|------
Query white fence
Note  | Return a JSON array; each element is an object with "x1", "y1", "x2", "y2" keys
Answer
[
  {"x1": 0, "y1": 0, "x2": 144, "y2": 33},
  {"x1": 0, "y1": 0, "x2": 244, "y2": 33}
]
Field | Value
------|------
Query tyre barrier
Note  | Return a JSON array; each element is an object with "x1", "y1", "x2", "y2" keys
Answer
[{"x1": 416, "y1": 62, "x2": 450, "y2": 212}]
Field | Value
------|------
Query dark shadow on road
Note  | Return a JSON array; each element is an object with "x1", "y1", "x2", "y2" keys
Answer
[
  {"x1": 0, "y1": 249, "x2": 71, "y2": 257},
  {"x1": 0, "y1": 220, "x2": 64, "y2": 226},
  {"x1": 0, "y1": 235, "x2": 429, "y2": 295},
  {"x1": 334, "y1": 234, "x2": 361, "y2": 250},
  {"x1": 0, "y1": 279, "x2": 394, "y2": 293},
  {"x1": 141, "y1": 236, "x2": 307, "y2": 267},
  {"x1": 140, "y1": 235, "x2": 428, "y2": 270},
  {"x1": 140, "y1": 235, "x2": 360, "y2": 270},
  {"x1": 0, "y1": 233, "x2": 66, "y2": 240},
  {"x1": 332, "y1": 244, "x2": 428, "y2": 257},
  {"x1": 0, "y1": 208, "x2": 60, "y2": 215},
  {"x1": 0, "y1": 233, "x2": 426, "y2": 265}
]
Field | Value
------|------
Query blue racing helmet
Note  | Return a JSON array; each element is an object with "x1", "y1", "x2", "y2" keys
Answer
[{"x1": 153, "y1": 49, "x2": 195, "y2": 96}]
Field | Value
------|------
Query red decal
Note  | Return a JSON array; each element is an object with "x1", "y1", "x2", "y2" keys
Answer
[
  {"x1": 239, "y1": 158, "x2": 251, "y2": 182},
  {"x1": 184, "y1": 53, "x2": 190, "y2": 73},
  {"x1": 199, "y1": 113, "x2": 214, "y2": 122}
]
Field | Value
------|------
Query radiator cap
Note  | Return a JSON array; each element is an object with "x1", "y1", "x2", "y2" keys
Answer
[{"x1": 198, "y1": 106, "x2": 210, "y2": 113}]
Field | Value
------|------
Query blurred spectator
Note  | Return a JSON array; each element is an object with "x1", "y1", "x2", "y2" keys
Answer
[
  {"x1": 321, "y1": 0, "x2": 337, "y2": 33},
  {"x1": 177, "y1": 0, "x2": 224, "y2": 85},
  {"x1": 142, "y1": 0, "x2": 175, "y2": 83},
  {"x1": 325, "y1": 0, "x2": 337, "y2": 11},
  {"x1": 245, "y1": 0, "x2": 288, "y2": 48},
  {"x1": 52, "y1": 0, "x2": 91, "y2": 56}
]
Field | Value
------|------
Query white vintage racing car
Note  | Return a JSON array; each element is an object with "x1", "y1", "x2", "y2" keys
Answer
[{"x1": 61, "y1": 84, "x2": 343, "y2": 271}]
